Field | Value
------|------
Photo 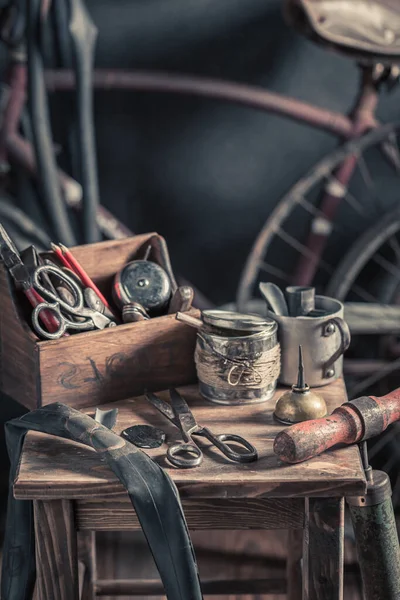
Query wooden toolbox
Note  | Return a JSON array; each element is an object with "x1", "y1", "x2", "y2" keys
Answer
[{"x1": 0, "y1": 233, "x2": 198, "y2": 410}]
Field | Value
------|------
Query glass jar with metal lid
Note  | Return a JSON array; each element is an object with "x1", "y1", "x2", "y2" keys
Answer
[{"x1": 176, "y1": 309, "x2": 281, "y2": 405}]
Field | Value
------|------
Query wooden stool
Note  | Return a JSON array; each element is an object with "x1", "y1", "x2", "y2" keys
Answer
[{"x1": 13, "y1": 379, "x2": 366, "y2": 599}]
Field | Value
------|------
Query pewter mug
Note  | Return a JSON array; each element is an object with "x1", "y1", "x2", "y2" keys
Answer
[{"x1": 269, "y1": 295, "x2": 350, "y2": 387}]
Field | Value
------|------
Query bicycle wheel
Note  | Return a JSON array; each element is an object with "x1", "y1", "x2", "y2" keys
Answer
[
  {"x1": 236, "y1": 123, "x2": 400, "y2": 312},
  {"x1": 326, "y1": 205, "x2": 400, "y2": 393},
  {"x1": 327, "y1": 207, "x2": 400, "y2": 508}
]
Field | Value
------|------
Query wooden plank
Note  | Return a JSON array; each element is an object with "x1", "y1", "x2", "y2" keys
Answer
[
  {"x1": 287, "y1": 529, "x2": 303, "y2": 600},
  {"x1": 14, "y1": 379, "x2": 366, "y2": 500},
  {"x1": 38, "y1": 309, "x2": 198, "y2": 408},
  {"x1": 0, "y1": 233, "x2": 190, "y2": 410},
  {"x1": 62, "y1": 235, "x2": 154, "y2": 285},
  {"x1": 75, "y1": 497, "x2": 305, "y2": 531},
  {"x1": 94, "y1": 530, "x2": 363, "y2": 600},
  {"x1": 0, "y1": 265, "x2": 39, "y2": 409},
  {"x1": 303, "y1": 497, "x2": 344, "y2": 600},
  {"x1": 94, "y1": 577, "x2": 287, "y2": 596},
  {"x1": 34, "y1": 500, "x2": 79, "y2": 600},
  {"x1": 78, "y1": 532, "x2": 96, "y2": 600}
]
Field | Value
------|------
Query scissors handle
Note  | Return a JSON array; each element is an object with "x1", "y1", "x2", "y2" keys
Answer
[
  {"x1": 32, "y1": 301, "x2": 95, "y2": 339},
  {"x1": 167, "y1": 442, "x2": 203, "y2": 468},
  {"x1": 200, "y1": 428, "x2": 258, "y2": 464},
  {"x1": 33, "y1": 264, "x2": 84, "y2": 313}
]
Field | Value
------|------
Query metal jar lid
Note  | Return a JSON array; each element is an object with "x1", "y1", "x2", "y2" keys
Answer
[{"x1": 202, "y1": 309, "x2": 276, "y2": 334}]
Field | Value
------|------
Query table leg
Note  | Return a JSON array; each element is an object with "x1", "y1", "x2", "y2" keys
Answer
[
  {"x1": 287, "y1": 529, "x2": 303, "y2": 600},
  {"x1": 78, "y1": 531, "x2": 96, "y2": 600},
  {"x1": 34, "y1": 499, "x2": 79, "y2": 600},
  {"x1": 303, "y1": 497, "x2": 344, "y2": 600}
]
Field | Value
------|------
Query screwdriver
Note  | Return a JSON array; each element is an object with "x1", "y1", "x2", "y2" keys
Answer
[{"x1": 273, "y1": 387, "x2": 400, "y2": 463}]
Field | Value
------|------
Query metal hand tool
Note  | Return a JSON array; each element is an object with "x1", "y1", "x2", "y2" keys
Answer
[
  {"x1": 66, "y1": 0, "x2": 100, "y2": 242},
  {"x1": 285, "y1": 286, "x2": 315, "y2": 316},
  {"x1": 52, "y1": 243, "x2": 115, "y2": 316},
  {"x1": 21, "y1": 246, "x2": 58, "y2": 296},
  {"x1": 0, "y1": 223, "x2": 60, "y2": 334},
  {"x1": 31, "y1": 264, "x2": 115, "y2": 339},
  {"x1": 26, "y1": 0, "x2": 76, "y2": 245},
  {"x1": 122, "y1": 302, "x2": 150, "y2": 323},
  {"x1": 167, "y1": 286, "x2": 194, "y2": 314},
  {"x1": 145, "y1": 388, "x2": 258, "y2": 468},
  {"x1": 274, "y1": 386, "x2": 400, "y2": 600},
  {"x1": 273, "y1": 386, "x2": 400, "y2": 464},
  {"x1": 259, "y1": 282, "x2": 289, "y2": 316}
]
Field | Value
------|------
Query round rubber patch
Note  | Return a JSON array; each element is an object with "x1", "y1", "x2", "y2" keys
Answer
[{"x1": 121, "y1": 424, "x2": 166, "y2": 449}]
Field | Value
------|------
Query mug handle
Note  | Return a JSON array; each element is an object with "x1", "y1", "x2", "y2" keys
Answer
[{"x1": 322, "y1": 317, "x2": 351, "y2": 379}]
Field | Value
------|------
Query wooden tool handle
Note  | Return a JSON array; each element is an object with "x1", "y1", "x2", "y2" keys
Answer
[
  {"x1": 168, "y1": 286, "x2": 194, "y2": 314},
  {"x1": 274, "y1": 387, "x2": 400, "y2": 463}
]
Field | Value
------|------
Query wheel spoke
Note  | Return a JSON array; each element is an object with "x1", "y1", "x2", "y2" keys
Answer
[
  {"x1": 258, "y1": 261, "x2": 291, "y2": 282},
  {"x1": 348, "y1": 355, "x2": 400, "y2": 398},
  {"x1": 372, "y1": 253, "x2": 400, "y2": 281},
  {"x1": 350, "y1": 283, "x2": 380, "y2": 303},
  {"x1": 297, "y1": 196, "x2": 346, "y2": 235},
  {"x1": 368, "y1": 427, "x2": 396, "y2": 461},
  {"x1": 388, "y1": 235, "x2": 400, "y2": 265},
  {"x1": 381, "y1": 452, "x2": 399, "y2": 475},
  {"x1": 343, "y1": 189, "x2": 366, "y2": 218},
  {"x1": 275, "y1": 227, "x2": 333, "y2": 274},
  {"x1": 356, "y1": 155, "x2": 383, "y2": 214},
  {"x1": 381, "y1": 133, "x2": 400, "y2": 173},
  {"x1": 368, "y1": 423, "x2": 400, "y2": 461}
]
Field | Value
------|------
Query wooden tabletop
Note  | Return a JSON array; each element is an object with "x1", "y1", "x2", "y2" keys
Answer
[{"x1": 14, "y1": 378, "x2": 366, "y2": 501}]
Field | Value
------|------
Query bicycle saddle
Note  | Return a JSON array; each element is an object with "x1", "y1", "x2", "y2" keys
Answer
[{"x1": 285, "y1": 0, "x2": 400, "y2": 63}]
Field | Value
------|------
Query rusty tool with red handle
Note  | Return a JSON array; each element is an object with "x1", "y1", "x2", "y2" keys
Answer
[
  {"x1": 273, "y1": 387, "x2": 400, "y2": 464},
  {"x1": 274, "y1": 387, "x2": 400, "y2": 600}
]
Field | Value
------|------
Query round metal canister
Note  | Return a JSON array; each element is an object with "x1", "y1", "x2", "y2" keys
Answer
[
  {"x1": 269, "y1": 295, "x2": 351, "y2": 387},
  {"x1": 195, "y1": 311, "x2": 280, "y2": 405},
  {"x1": 113, "y1": 260, "x2": 171, "y2": 313}
]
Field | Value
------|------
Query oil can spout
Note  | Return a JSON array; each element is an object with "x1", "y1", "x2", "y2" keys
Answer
[{"x1": 295, "y1": 346, "x2": 306, "y2": 391}]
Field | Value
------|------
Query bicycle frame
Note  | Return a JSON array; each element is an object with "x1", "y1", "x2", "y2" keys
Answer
[
  {"x1": 3, "y1": 63, "x2": 381, "y2": 290},
  {"x1": 43, "y1": 65, "x2": 380, "y2": 286}
]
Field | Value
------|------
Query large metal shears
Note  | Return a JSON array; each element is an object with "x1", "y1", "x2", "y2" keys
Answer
[
  {"x1": 145, "y1": 389, "x2": 258, "y2": 468},
  {"x1": 32, "y1": 264, "x2": 114, "y2": 339}
]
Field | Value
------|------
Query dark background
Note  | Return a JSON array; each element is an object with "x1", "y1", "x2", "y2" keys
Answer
[
  {"x1": 78, "y1": 0, "x2": 400, "y2": 305},
  {"x1": 1, "y1": 0, "x2": 400, "y2": 571}
]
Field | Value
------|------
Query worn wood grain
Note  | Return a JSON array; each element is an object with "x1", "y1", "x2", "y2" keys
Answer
[
  {"x1": 94, "y1": 577, "x2": 287, "y2": 596},
  {"x1": 75, "y1": 497, "x2": 304, "y2": 530},
  {"x1": 78, "y1": 531, "x2": 96, "y2": 600},
  {"x1": 0, "y1": 234, "x2": 197, "y2": 409},
  {"x1": 303, "y1": 497, "x2": 345, "y2": 600},
  {"x1": 38, "y1": 308, "x2": 198, "y2": 408},
  {"x1": 15, "y1": 379, "x2": 366, "y2": 500},
  {"x1": 33, "y1": 499, "x2": 79, "y2": 600},
  {"x1": 94, "y1": 529, "x2": 363, "y2": 600},
  {"x1": 0, "y1": 264, "x2": 38, "y2": 409},
  {"x1": 287, "y1": 529, "x2": 303, "y2": 600}
]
